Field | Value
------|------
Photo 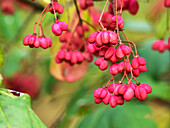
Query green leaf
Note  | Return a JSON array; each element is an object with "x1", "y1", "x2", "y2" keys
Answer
[
  {"x1": 0, "y1": 47, "x2": 3, "y2": 67},
  {"x1": 0, "y1": 89, "x2": 47, "y2": 128},
  {"x1": 77, "y1": 102, "x2": 157, "y2": 128}
]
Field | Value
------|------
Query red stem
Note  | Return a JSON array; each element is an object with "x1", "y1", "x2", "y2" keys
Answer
[
  {"x1": 33, "y1": 4, "x2": 50, "y2": 34},
  {"x1": 98, "y1": 0, "x2": 109, "y2": 30}
]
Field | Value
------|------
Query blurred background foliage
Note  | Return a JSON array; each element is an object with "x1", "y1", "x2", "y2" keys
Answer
[{"x1": 0, "y1": 0, "x2": 169, "y2": 128}]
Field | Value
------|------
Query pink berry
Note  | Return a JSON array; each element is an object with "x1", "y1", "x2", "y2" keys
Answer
[
  {"x1": 116, "y1": 46, "x2": 125, "y2": 59},
  {"x1": 101, "y1": 31, "x2": 109, "y2": 44},
  {"x1": 49, "y1": 2, "x2": 63, "y2": 14},
  {"x1": 100, "y1": 89, "x2": 108, "y2": 98},
  {"x1": 87, "y1": 43, "x2": 96, "y2": 53},
  {"x1": 75, "y1": 51, "x2": 84, "y2": 63},
  {"x1": 110, "y1": 64, "x2": 118, "y2": 76},
  {"x1": 128, "y1": 82, "x2": 136, "y2": 91},
  {"x1": 139, "y1": 65, "x2": 147, "y2": 72},
  {"x1": 131, "y1": 57, "x2": 139, "y2": 69},
  {"x1": 104, "y1": 47, "x2": 115, "y2": 59},
  {"x1": 95, "y1": 32, "x2": 103, "y2": 47},
  {"x1": 116, "y1": 96, "x2": 124, "y2": 105},
  {"x1": 99, "y1": 47, "x2": 108, "y2": 57},
  {"x1": 52, "y1": 22, "x2": 62, "y2": 36},
  {"x1": 108, "y1": 83, "x2": 119, "y2": 93},
  {"x1": 23, "y1": 34, "x2": 32, "y2": 46},
  {"x1": 117, "y1": 85, "x2": 127, "y2": 95},
  {"x1": 114, "y1": 84, "x2": 122, "y2": 95},
  {"x1": 65, "y1": 51, "x2": 72, "y2": 61},
  {"x1": 93, "y1": 88, "x2": 102, "y2": 98},
  {"x1": 55, "y1": 56, "x2": 62, "y2": 63},
  {"x1": 117, "y1": 62, "x2": 124, "y2": 73},
  {"x1": 123, "y1": 87, "x2": 134, "y2": 101},
  {"x1": 108, "y1": 31, "x2": 117, "y2": 44},
  {"x1": 132, "y1": 69, "x2": 140, "y2": 77},
  {"x1": 39, "y1": 37, "x2": 48, "y2": 49},
  {"x1": 71, "y1": 52, "x2": 78, "y2": 64},
  {"x1": 164, "y1": 0, "x2": 170, "y2": 7},
  {"x1": 120, "y1": 45, "x2": 131, "y2": 55},
  {"x1": 95, "y1": 97, "x2": 102, "y2": 104},
  {"x1": 128, "y1": 0, "x2": 139, "y2": 15},
  {"x1": 109, "y1": 95, "x2": 117, "y2": 108},
  {"x1": 28, "y1": 34, "x2": 37, "y2": 45},
  {"x1": 140, "y1": 83, "x2": 152, "y2": 94},
  {"x1": 125, "y1": 61, "x2": 131, "y2": 72},
  {"x1": 58, "y1": 21, "x2": 68, "y2": 31},
  {"x1": 102, "y1": 92, "x2": 111, "y2": 105},
  {"x1": 99, "y1": 60, "x2": 109, "y2": 71},
  {"x1": 45, "y1": 36, "x2": 52, "y2": 47},
  {"x1": 94, "y1": 58, "x2": 104, "y2": 66},
  {"x1": 110, "y1": 53, "x2": 117, "y2": 63},
  {"x1": 57, "y1": 49, "x2": 66, "y2": 60},
  {"x1": 137, "y1": 57, "x2": 146, "y2": 66},
  {"x1": 88, "y1": 32, "x2": 98, "y2": 43},
  {"x1": 76, "y1": 25, "x2": 84, "y2": 37},
  {"x1": 135, "y1": 86, "x2": 147, "y2": 100}
]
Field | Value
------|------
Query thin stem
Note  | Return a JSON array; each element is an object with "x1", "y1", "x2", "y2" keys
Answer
[
  {"x1": 120, "y1": 0, "x2": 123, "y2": 15},
  {"x1": 38, "y1": 8, "x2": 49, "y2": 36},
  {"x1": 33, "y1": 4, "x2": 50, "y2": 34},
  {"x1": 112, "y1": 76, "x2": 115, "y2": 89},
  {"x1": 98, "y1": 0, "x2": 109, "y2": 30},
  {"x1": 105, "y1": 77, "x2": 113, "y2": 87},
  {"x1": 126, "y1": 55, "x2": 139, "y2": 84},
  {"x1": 121, "y1": 41, "x2": 138, "y2": 56},
  {"x1": 115, "y1": 0, "x2": 120, "y2": 39},
  {"x1": 51, "y1": 0, "x2": 57, "y2": 20},
  {"x1": 121, "y1": 30, "x2": 135, "y2": 57},
  {"x1": 112, "y1": 0, "x2": 115, "y2": 16},
  {"x1": 167, "y1": 8, "x2": 169, "y2": 31},
  {"x1": 73, "y1": 0, "x2": 82, "y2": 25}
]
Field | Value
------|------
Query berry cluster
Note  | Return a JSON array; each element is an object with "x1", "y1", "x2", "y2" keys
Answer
[
  {"x1": 52, "y1": 20, "x2": 68, "y2": 36},
  {"x1": 152, "y1": 38, "x2": 170, "y2": 53},
  {"x1": 23, "y1": 34, "x2": 52, "y2": 49},
  {"x1": 23, "y1": 1, "x2": 68, "y2": 49},
  {"x1": 55, "y1": 24, "x2": 94, "y2": 66},
  {"x1": 93, "y1": 82, "x2": 152, "y2": 108},
  {"x1": 108, "y1": 0, "x2": 139, "y2": 15},
  {"x1": 90, "y1": 0, "x2": 152, "y2": 108},
  {"x1": 79, "y1": 0, "x2": 94, "y2": 10},
  {"x1": 102, "y1": 0, "x2": 138, "y2": 30}
]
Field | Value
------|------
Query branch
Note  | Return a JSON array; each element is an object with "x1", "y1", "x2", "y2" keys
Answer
[{"x1": 73, "y1": 0, "x2": 83, "y2": 25}]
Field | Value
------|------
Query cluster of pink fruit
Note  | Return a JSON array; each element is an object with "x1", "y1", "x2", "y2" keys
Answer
[
  {"x1": 152, "y1": 37, "x2": 170, "y2": 53},
  {"x1": 102, "y1": 0, "x2": 138, "y2": 30},
  {"x1": 89, "y1": 0, "x2": 152, "y2": 107},
  {"x1": 55, "y1": 49, "x2": 93, "y2": 65},
  {"x1": 79, "y1": 0, "x2": 93, "y2": 10},
  {"x1": 23, "y1": 34, "x2": 52, "y2": 49},
  {"x1": 23, "y1": 1, "x2": 68, "y2": 49},
  {"x1": 93, "y1": 82, "x2": 152, "y2": 108},
  {"x1": 108, "y1": 0, "x2": 139, "y2": 15},
  {"x1": 55, "y1": 24, "x2": 94, "y2": 65}
]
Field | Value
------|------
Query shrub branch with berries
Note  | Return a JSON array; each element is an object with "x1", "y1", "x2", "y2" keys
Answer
[
  {"x1": 90, "y1": 0, "x2": 152, "y2": 108},
  {"x1": 21, "y1": 0, "x2": 170, "y2": 108}
]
